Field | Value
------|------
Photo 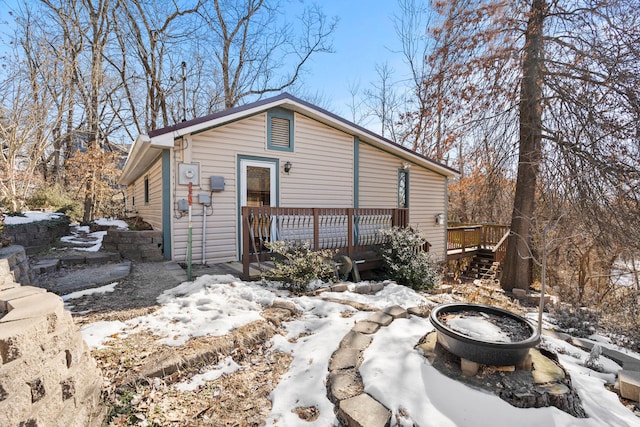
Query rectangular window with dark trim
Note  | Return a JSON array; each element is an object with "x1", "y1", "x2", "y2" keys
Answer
[
  {"x1": 144, "y1": 176, "x2": 149, "y2": 204},
  {"x1": 398, "y1": 170, "x2": 409, "y2": 208},
  {"x1": 267, "y1": 108, "x2": 294, "y2": 152}
]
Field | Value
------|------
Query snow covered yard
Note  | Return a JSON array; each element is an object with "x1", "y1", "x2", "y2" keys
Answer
[
  {"x1": 5, "y1": 212, "x2": 640, "y2": 425},
  {"x1": 72, "y1": 275, "x2": 640, "y2": 427}
]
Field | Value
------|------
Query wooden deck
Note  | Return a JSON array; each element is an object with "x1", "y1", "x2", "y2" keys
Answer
[
  {"x1": 236, "y1": 207, "x2": 509, "y2": 280},
  {"x1": 241, "y1": 207, "x2": 409, "y2": 280},
  {"x1": 446, "y1": 224, "x2": 509, "y2": 261}
]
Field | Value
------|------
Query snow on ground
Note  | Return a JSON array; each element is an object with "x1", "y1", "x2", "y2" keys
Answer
[
  {"x1": 81, "y1": 321, "x2": 129, "y2": 350},
  {"x1": 175, "y1": 356, "x2": 243, "y2": 392},
  {"x1": 60, "y1": 229, "x2": 107, "y2": 252},
  {"x1": 3, "y1": 211, "x2": 64, "y2": 224},
  {"x1": 11, "y1": 216, "x2": 638, "y2": 425},
  {"x1": 79, "y1": 274, "x2": 640, "y2": 426},
  {"x1": 59, "y1": 218, "x2": 128, "y2": 251},
  {"x1": 12, "y1": 215, "x2": 636, "y2": 424},
  {"x1": 92, "y1": 218, "x2": 129, "y2": 229},
  {"x1": 127, "y1": 275, "x2": 282, "y2": 346},
  {"x1": 4, "y1": 213, "x2": 129, "y2": 252},
  {"x1": 267, "y1": 297, "x2": 369, "y2": 426},
  {"x1": 61, "y1": 282, "x2": 118, "y2": 302},
  {"x1": 612, "y1": 258, "x2": 640, "y2": 288}
]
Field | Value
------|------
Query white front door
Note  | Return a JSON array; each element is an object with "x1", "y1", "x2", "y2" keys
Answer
[{"x1": 239, "y1": 158, "x2": 277, "y2": 258}]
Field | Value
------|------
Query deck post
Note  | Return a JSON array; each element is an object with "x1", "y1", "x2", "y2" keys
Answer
[
  {"x1": 242, "y1": 207, "x2": 250, "y2": 280},
  {"x1": 461, "y1": 228, "x2": 466, "y2": 255},
  {"x1": 313, "y1": 208, "x2": 320, "y2": 251},
  {"x1": 347, "y1": 208, "x2": 354, "y2": 258}
]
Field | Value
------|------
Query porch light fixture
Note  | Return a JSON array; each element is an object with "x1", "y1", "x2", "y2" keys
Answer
[
  {"x1": 402, "y1": 162, "x2": 411, "y2": 170},
  {"x1": 284, "y1": 161, "x2": 292, "y2": 173},
  {"x1": 435, "y1": 213, "x2": 445, "y2": 225}
]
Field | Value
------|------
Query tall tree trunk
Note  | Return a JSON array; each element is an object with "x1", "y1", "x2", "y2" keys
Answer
[{"x1": 501, "y1": 0, "x2": 545, "y2": 291}]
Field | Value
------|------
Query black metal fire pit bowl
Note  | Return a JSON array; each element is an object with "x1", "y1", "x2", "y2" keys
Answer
[{"x1": 429, "y1": 303, "x2": 540, "y2": 366}]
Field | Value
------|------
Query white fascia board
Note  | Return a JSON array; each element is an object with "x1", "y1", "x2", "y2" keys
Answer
[
  {"x1": 165, "y1": 100, "x2": 289, "y2": 138},
  {"x1": 150, "y1": 132, "x2": 175, "y2": 148},
  {"x1": 279, "y1": 99, "x2": 460, "y2": 179},
  {"x1": 119, "y1": 134, "x2": 161, "y2": 185}
]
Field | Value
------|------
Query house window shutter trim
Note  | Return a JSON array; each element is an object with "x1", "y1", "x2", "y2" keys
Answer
[{"x1": 267, "y1": 108, "x2": 294, "y2": 152}]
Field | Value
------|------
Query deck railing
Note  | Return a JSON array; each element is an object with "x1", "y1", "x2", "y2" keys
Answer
[
  {"x1": 446, "y1": 224, "x2": 509, "y2": 260},
  {"x1": 241, "y1": 207, "x2": 408, "y2": 279}
]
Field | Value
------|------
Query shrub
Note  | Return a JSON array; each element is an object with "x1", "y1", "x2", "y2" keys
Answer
[
  {"x1": 262, "y1": 240, "x2": 336, "y2": 293},
  {"x1": 27, "y1": 185, "x2": 83, "y2": 222},
  {"x1": 550, "y1": 304, "x2": 599, "y2": 338},
  {"x1": 378, "y1": 226, "x2": 439, "y2": 291}
]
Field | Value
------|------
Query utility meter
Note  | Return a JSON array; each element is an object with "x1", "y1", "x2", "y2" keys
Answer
[{"x1": 178, "y1": 163, "x2": 199, "y2": 185}]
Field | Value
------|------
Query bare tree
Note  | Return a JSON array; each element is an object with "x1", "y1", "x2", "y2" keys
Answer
[
  {"x1": 424, "y1": 0, "x2": 640, "y2": 291},
  {"x1": 344, "y1": 79, "x2": 369, "y2": 126},
  {"x1": 110, "y1": 0, "x2": 203, "y2": 133},
  {"x1": 392, "y1": 0, "x2": 464, "y2": 161},
  {"x1": 0, "y1": 7, "x2": 68, "y2": 211},
  {"x1": 199, "y1": 0, "x2": 338, "y2": 108},
  {"x1": 364, "y1": 62, "x2": 401, "y2": 141}
]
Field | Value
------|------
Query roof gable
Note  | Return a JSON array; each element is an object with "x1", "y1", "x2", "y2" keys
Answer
[{"x1": 120, "y1": 93, "x2": 459, "y2": 185}]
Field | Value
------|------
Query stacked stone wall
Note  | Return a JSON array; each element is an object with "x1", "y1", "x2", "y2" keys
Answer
[
  {"x1": 0, "y1": 258, "x2": 104, "y2": 426},
  {"x1": 4, "y1": 216, "x2": 71, "y2": 255},
  {"x1": 102, "y1": 230, "x2": 164, "y2": 261},
  {"x1": 0, "y1": 245, "x2": 35, "y2": 286}
]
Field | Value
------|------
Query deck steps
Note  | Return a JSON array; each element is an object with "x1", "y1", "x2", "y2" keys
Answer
[{"x1": 465, "y1": 249, "x2": 501, "y2": 280}]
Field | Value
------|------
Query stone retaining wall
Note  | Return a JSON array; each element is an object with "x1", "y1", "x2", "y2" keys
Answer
[
  {"x1": 102, "y1": 229, "x2": 164, "y2": 262},
  {"x1": 4, "y1": 216, "x2": 71, "y2": 255},
  {"x1": 0, "y1": 259, "x2": 104, "y2": 426},
  {"x1": 0, "y1": 245, "x2": 35, "y2": 286}
]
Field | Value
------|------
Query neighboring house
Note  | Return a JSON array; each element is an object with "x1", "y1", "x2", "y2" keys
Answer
[{"x1": 119, "y1": 93, "x2": 459, "y2": 270}]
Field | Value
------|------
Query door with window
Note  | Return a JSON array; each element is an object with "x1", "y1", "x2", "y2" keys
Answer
[
  {"x1": 240, "y1": 159, "x2": 276, "y2": 208},
  {"x1": 239, "y1": 158, "x2": 277, "y2": 257}
]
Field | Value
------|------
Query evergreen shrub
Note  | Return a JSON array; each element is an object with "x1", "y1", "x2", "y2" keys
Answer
[
  {"x1": 262, "y1": 241, "x2": 336, "y2": 293},
  {"x1": 378, "y1": 226, "x2": 439, "y2": 291}
]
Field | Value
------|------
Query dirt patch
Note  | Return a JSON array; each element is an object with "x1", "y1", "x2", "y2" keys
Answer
[
  {"x1": 67, "y1": 261, "x2": 187, "y2": 326},
  {"x1": 76, "y1": 272, "x2": 304, "y2": 427},
  {"x1": 95, "y1": 317, "x2": 292, "y2": 426}
]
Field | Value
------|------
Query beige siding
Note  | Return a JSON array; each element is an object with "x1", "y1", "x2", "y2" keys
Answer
[
  {"x1": 170, "y1": 113, "x2": 358, "y2": 264},
  {"x1": 280, "y1": 114, "x2": 353, "y2": 207},
  {"x1": 166, "y1": 110, "x2": 447, "y2": 264},
  {"x1": 127, "y1": 156, "x2": 163, "y2": 231},
  {"x1": 358, "y1": 142, "x2": 447, "y2": 260},
  {"x1": 171, "y1": 114, "x2": 268, "y2": 264},
  {"x1": 408, "y1": 167, "x2": 448, "y2": 261},
  {"x1": 358, "y1": 143, "x2": 399, "y2": 208}
]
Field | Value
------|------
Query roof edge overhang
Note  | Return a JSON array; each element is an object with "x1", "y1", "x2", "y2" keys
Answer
[
  {"x1": 118, "y1": 134, "x2": 164, "y2": 185},
  {"x1": 120, "y1": 93, "x2": 460, "y2": 183}
]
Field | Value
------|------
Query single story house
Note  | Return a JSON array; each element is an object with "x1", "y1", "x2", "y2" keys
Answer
[{"x1": 119, "y1": 93, "x2": 459, "y2": 274}]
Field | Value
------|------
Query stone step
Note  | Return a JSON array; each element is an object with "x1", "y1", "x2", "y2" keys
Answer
[
  {"x1": 338, "y1": 393, "x2": 391, "y2": 427},
  {"x1": 31, "y1": 258, "x2": 60, "y2": 274},
  {"x1": 618, "y1": 370, "x2": 640, "y2": 401}
]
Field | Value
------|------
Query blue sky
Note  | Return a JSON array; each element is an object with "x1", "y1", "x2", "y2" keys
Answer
[
  {"x1": 294, "y1": 0, "x2": 406, "y2": 117},
  {"x1": 0, "y1": 0, "x2": 410, "y2": 129}
]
